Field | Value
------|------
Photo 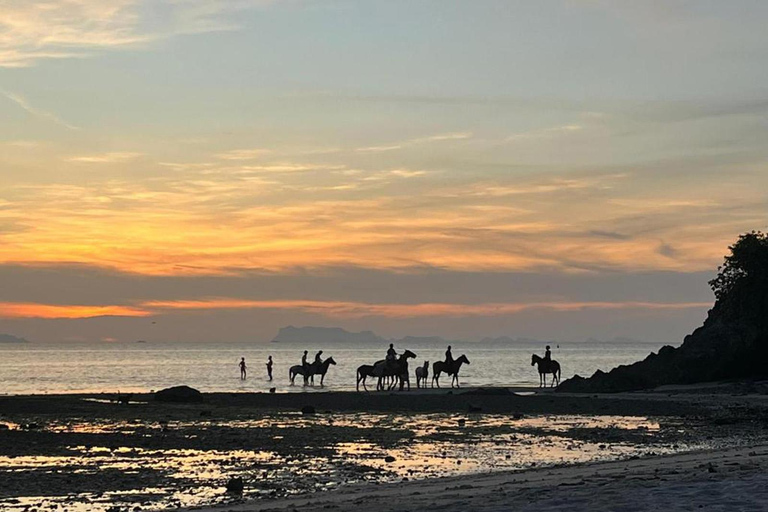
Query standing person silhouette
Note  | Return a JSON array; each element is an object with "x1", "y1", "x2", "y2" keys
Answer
[
  {"x1": 266, "y1": 356, "x2": 273, "y2": 381},
  {"x1": 239, "y1": 357, "x2": 247, "y2": 380},
  {"x1": 445, "y1": 345, "x2": 454, "y2": 366}
]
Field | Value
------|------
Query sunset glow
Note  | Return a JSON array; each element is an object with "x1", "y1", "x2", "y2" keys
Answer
[{"x1": 2, "y1": 0, "x2": 766, "y2": 342}]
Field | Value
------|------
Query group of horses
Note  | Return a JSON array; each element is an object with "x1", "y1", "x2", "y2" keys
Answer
[
  {"x1": 286, "y1": 351, "x2": 562, "y2": 390},
  {"x1": 355, "y1": 350, "x2": 471, "y2": 391}
]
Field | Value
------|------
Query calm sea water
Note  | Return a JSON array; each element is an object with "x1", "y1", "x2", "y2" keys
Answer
[{"x1": 0, "y1": 340, "x2": 674, "y2": 395}]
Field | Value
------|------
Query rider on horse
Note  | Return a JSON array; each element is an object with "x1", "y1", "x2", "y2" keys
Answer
[
  {"x1": 445, "y1": 345, "x2": 454, "y2": 367},
  {"x1": 301, "y1": 350, "x2": 309, "y2": 371},
  {"x1": 314, "y1": 350, "x2": 323, "y2": 366},
  {"x1": 386, "y1": 344, "x2": 397, "y2": 369}
]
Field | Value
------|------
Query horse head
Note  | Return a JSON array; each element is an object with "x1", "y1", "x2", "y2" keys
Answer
[
  {"x1": 401, "y1": 349, "x2": 417, "y2": 360},
  {"x1": 326, "y1": 357, "x2": 337, "y2": 366},
  {"x1": 457, "y1": 354, "x2": 470, "y2": 365},
  {"x1": 531, "y1": 354, "x2": 538, "y2": 366},
  {"x1": 423, "y1": 360, "x2": 429, "y2": 368}
]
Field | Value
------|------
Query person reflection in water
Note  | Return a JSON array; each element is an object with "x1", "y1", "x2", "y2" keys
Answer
[
  {"x1": 266, "y1": 356, "x2": 273, "y2": 381},
  {"x1": 239, "y1": 357, "x2": 247, "y2": 380}
]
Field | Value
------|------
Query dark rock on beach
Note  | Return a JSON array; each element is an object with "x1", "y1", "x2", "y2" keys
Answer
[
  {"x1": 154, "y1": 386, "x2": 203, "y2": 403},
  {"x1": 559, "y1": 232, "x2": 768, "y2": 393}
]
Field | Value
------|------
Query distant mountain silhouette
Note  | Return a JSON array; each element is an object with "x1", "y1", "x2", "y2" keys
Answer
[
  {"x1": 271, "y1": 326, "x2": 386, "y2": 344},
  {"x1": 270, "y1": 327, "x2": 644, "y2": 347},
  {"x1": 0, "y1": 334, "x2": 29, "y2": 344}
]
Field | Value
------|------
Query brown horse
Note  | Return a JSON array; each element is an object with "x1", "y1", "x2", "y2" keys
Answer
[{"x1": 531, "y1": 354, "x2": 560, "y2": 387}]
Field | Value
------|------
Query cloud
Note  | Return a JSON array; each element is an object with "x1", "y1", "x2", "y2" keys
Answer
[
  {"x1": 1, "y1": 89, "x2": 79, "y2": 130},
  {"x1": 142, "y1": 298, "x2": 712, "y2": 319},
  {"x1": 0, "y1": 0, "x2": 280, "y2": 68},
  {"x1": 0, "y1": 302, "x2": 150, "y2": 319},
  {"x1": 215, "y1": 149, "x2": 272, "y2": 161},
  {"x1": 67, "y1": 152, "x2": 143, "y2": 163},
  {"x1": 356, "y1": 132, "x2": 472, "y2": 152}
]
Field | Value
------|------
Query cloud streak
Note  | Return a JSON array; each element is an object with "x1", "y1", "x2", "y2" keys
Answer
[
  {"x1": 1, "y1": 90, "x2": 79, "y2": 130},
  {"x1": 0, "y1": 298, "x2": 711, "y2": 320},
  {"x1": 0, "y1": 0, "x2": 280, "y2": 68}
]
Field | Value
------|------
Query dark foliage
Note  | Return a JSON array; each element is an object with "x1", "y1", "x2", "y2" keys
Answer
[
  {"x1": 559, "y1": 232, "x2": 768, "y2": 392},
  {"x1": 709, "y1": 231, "x2": 768, "y2": 301}
]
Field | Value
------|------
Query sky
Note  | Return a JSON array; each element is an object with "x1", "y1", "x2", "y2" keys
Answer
[{"x1": 1, "y1": 0, "x2": 767, "y2": 343}]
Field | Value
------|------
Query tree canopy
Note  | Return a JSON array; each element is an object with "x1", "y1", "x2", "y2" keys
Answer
[{"x1": 709, "y1": 231, "x2": 768, "y2": 301}]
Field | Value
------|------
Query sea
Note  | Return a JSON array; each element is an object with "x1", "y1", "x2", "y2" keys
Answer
[{"x1": 0, "y1": 339, "x2": 676, "y2": 395}]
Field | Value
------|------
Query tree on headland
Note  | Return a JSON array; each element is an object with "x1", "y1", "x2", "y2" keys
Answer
[
  {"x1": 709, "y1": 231, "x2": 768, "y2": 300},
  {"x1": 559, "y1": 231, "x2": 768, "y2": 392},
  {"x1": 708, "y1": 231, "x2": 768, "y2": 328}
]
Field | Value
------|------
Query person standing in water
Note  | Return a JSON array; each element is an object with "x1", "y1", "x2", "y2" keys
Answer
[
  {"x1": 266, "y1": 356, "x2": 273, "y2": 381},
  {"x1": 239, "y1": 357, "x2": 247, "y2": 380}
]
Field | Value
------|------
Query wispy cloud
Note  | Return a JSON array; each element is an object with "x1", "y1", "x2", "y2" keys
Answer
[
  {"x1": 215, "y1": 149, "x2": 272, "y2": 161},
  {"x1": 1, "y1": 89, "x2": 79, "y2": 130},
  {"x1": 0, "y1": 0, "x2": 280, "y2": 68},
  {"x1": 67, "y1": 152, "x2": 143, "y2": 163},
  {"x1": 144, "y1": 298, "x2": 712, "y2": 318},
  {"x1": 0, "y1": 302, "x2": 150, "y2": 319},
  {"x1": 356, "y1": 132, "x2": 472, "y2": 152}
]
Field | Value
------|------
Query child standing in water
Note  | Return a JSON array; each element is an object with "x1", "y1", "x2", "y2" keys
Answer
[
  {"x1": 266, "y1": 356, "x2": 273, "y2": 381},
  {"x1": 239, "y1": 357, "x2": 247, "y2": 380}
]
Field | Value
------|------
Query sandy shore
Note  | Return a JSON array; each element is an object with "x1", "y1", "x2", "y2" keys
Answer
[
  {"x1": 2, "y1": 385, "x2": 768, "y2": 511},
  {"x1": 192, "y1": 444, "x2": 768, "y2": 512}
]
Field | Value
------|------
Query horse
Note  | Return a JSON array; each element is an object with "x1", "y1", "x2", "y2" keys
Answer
[
  {"x1": 373, "y1": 350, "x2": 417, "y2": 391},
  {"x1": 289, "y1": 357, "x2": 337, "y2": 387},
  {"x1": 432, "y1": 354, "x2": 470, "y2": 388},
  {"x1": 310, "y1": 357, "x2": 336, "y2": 387},
  {"x1": 415, "y1": 361, "x2": 429, "y2": 388},
  {"x1": 356, "y1": 364, "x2": 376, "y2": 391},
  {"x1": 531, "y1": 354, "x2": 560, "y2": 388}
]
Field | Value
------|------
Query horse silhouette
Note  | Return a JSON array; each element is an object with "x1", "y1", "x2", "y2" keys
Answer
[
  {"x1": 415, "y1": 361, "x2": 429, "y2": 388},
  {"x1": 432, "y1": 354, "x2": 470, "y2": 388},
  {"x1": 289, "y1": 357, "x2": 337, "y2": 387},
  {"x1": 356, "y1": 364, "x2": 376, "y2": 391},
  {"x1": 372, "y1": 350, "x2": 417, "y2": 391},
  {"x1": 531, "y1": 354, "x2": 560, "y2": 388}
]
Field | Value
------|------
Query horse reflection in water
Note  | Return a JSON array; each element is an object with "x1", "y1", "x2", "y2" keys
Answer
[
  {"x1": 289, "y1": 357, "x2": 337, "y2": 387},
  {"x1": 531, "y1": 354, "x2": 561, "y2": 387},
  {"x1": 431, "y1": 354, "x2": 470, "y2": 388}
]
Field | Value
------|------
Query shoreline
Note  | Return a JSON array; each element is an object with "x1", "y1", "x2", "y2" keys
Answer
[
  {"x1": 189, "y1": 443, "x2": 768, "y2": 512},
  {"x1": 3, "y1": 385, "x2": 768, "y2": 511}
]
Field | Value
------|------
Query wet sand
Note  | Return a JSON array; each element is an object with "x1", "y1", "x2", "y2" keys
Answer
[
  {"x1": 2, "y1": 385, "x2": 768, "y2": 511},
  {"x1": 196, "y1": 444, "x2": 768, "y2": 512}
]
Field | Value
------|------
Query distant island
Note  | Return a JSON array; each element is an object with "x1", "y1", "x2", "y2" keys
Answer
[
  {"x1": 0, "y1": 334, "x2": 30, "y2": 344},
  {"x1": 272, "y1": 326, "x2": 387, "y2": 344},
  {"x1": 270, "y1": 326, "x2": 645, "y2": 346}
]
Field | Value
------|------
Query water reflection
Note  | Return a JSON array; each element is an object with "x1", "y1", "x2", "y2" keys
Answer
[{"x1": 0, "y1": 413, "x2": 706, "y2": 512}]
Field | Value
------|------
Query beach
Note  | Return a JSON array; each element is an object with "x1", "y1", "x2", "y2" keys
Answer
[
  {"x1": 194, "y1": 444, "x2": 768, "y2": 512},
  {"x1": 2, "y1": 384, "x2": 768, "y2": 511}
]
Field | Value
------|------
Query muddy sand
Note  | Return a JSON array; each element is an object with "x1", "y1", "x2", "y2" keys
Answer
[{"x1": 2, "y1": 385, "x2": 768, "y2": 511}]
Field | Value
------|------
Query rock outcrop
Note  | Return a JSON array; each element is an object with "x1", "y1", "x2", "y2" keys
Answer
[
  {"x1": 154, "y1": 385, "x2": 204, "y2": 403},
  {"x1": 559, "y1": 232, "x2": 768, "y2": 393}
]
